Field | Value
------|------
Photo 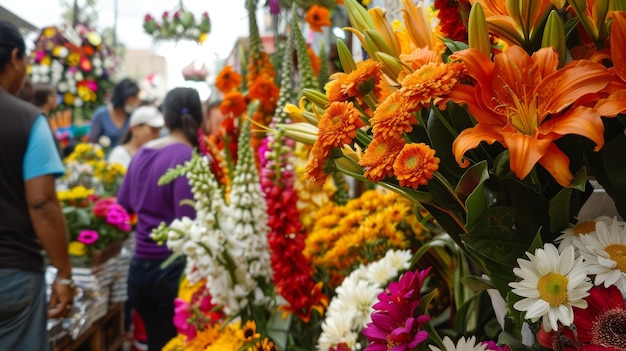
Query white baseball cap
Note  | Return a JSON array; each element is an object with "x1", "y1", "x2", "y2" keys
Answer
[{"x1": 129, "y1": 106, "x2": 165, "y2": 128}]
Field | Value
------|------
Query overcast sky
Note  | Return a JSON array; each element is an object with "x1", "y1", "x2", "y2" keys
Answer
[{"x1": 3, "y1": 0, "x2": 250, "y2": 92}]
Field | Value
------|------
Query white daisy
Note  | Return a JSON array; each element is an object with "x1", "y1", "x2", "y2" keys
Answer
[
  {"x1": 509, "y1": 243, "x2": 592, "y2": 331},
  {"x1": 575, "y1": 217, "x2": 626, "y2": 294},
  {"x1": 555, "y1": 216, "x2": 617, "y2": 253},
  {"x1": 429, "y1": 336, "x2": 488, "y2": 351}
]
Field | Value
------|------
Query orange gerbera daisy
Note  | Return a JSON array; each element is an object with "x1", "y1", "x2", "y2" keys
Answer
[
  {"x1": 359, "y1": 136, "x2": 406, "y2": 181},
  {"x1": 308, "y1": 46, "x2": 322, "y2": 77},
  {"x1": 220, "y1": 91, "x2": 247, "y2": 117},
  {"x1": 305, "y1": 5, "x2": 332, "y2": 33},
  {"x1": 325, "y1": 76, "x2": 350, "y2": 103},
  {"x1": 393, "y1": 143, "x2": 440, "y2": 189},
  {"x1": 316, "y1": 101, "x2": 366, "y2": 152},
  {"x1": 215, "y1": 65, "x2": 242, "y2": 93},
  {"x1": 248, "y1": 73, "x2": 280, "y2": 108},
  {"x1": 399, "y1": 61, "x2": 465, "y2": 108},
  {"x1": 370, "y1": 91, "x2": 419, "y2": 140},
  {"x1": 342, "y1": 60, "x2": 383, "y2": 99}
]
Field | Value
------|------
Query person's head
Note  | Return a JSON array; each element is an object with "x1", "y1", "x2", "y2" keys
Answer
[
  {"x1": 17, "y1": 78, "x2": 33, "y2": 101},
  {"x1": 120, "y1": 106, "x2": 164, "y2": 146},
  {"x1": 32, "y1": 83, "x2": 58, "y2": 112},
  {"x1": 163, "y1": 87, "x2": 202, "y2": 148},
  {"x1": 0, "y1": 21, "x2": 27, "y2": 95},
  {"x1": 111, "y1": 78, "x2": 140, "y2": 114},
  {"x1": 203, "y1": 100, "x2": 226, "y2": 137}
]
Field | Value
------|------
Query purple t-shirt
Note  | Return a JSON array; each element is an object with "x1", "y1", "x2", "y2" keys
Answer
[{"x1": 117, "y1": 143, "x2": 196, "y2": 259}]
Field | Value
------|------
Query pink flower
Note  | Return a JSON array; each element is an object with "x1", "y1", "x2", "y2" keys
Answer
[
  {"x1": 77, "y1": 230, "x2": 99, "y2": 245},
  {"x1": 481, "y1": 341, "x2": 504, "y2": 351},
  {"x1": 364, "y1": 268, "x2": 432, "y2": 351},
  {"x1": 173, "y1": 298, "x2": 196, "y2": 340},
  {"x1": 106, "y1": 204, "x2": 131, "y2": 232}
]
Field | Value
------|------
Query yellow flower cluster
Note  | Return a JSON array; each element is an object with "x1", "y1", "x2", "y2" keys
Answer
[
  {"x1": 293, "y1": 142, "x2": 337, "y2": 231},
  {"x1": 68, "y1": 241, "x2": 87, "y2": 257},
  {"x1": 162, "y1": 322, "x2": 244, "y2": 351},
  {"x1": 57, "y1": 186, "x2": 95, "y2": 201},
  {"x1": 64, "y1": 143, "x2": 104, "y2": 163},
  {"x1": 304, "y1": 189, "x2": 430, "y2": 286},
  {"x1": 94, "y1": 161, "x2": 126, "y2": 185}
]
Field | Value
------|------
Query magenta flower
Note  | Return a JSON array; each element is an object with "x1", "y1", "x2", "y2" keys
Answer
[
  {"x1": 364, "y1": 267, "x2": 432, "y2": 351},
  {"x1": 106, "y1": 204, "x2": 131, "y2": 232},
  {"x1": 77, "y1": 230, "x2": 99, "y2": 245},
  {"x1": 481, "y1": 340, "x2": 504, "y2": 351},
  {"x1": 269, "y1": 0, "x2": 280, "y2": 15},
  {"x1": 173, "y1": 298, "x2": 197, "y2": 340}
]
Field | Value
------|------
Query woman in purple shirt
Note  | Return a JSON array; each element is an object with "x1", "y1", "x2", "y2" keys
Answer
[{"x1": 117, "y1": 87, "x2": 201, "y2": 350}]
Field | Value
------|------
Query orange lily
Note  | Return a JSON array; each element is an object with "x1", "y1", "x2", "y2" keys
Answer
[
  {"x1": 595, "y1": 11, "x2": 626, "y2": 116},
  {"x1": 470, "y1": 0, "x2": 553, "y2": 49},
  {"x1": 449, "y1": 46, "x2": 613, "y2": 187}
]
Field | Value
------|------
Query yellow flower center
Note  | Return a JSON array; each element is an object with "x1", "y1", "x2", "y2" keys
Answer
[
  {"x1": 405, "y1": 156, "x2": 418, "y2": 169},
  {"x1": 573, "y1": 221, "x2": 596, "y2": 236},
  {"x1": 500, "y1": 85, "x2": 538, "y2": 136},
  {"x1": 538, "y1": 273, "x2": 569, "y2": 307},
  {"x1": 605, "y1": 244, "x2": 626, "y2": 272}
]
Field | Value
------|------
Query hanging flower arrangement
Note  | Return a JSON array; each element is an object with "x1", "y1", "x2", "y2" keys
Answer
[
  {"x1": 181, "y1": 61, "x2": 209, "y2": 82},
  {"x1": 28, "y1": 24, "x2": 117, "y2": 118},
  {"x1": 143, "y1": 1, "x2": 211, "y2": 43}
]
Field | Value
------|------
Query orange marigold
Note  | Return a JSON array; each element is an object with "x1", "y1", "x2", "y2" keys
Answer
[
  {"x1": 393, "y1": 143, "x2": 440, "y2": 189},
  {"x1": 342, "y1": 60, "x2": 383, "y2": 98},
  {"x1": 317, "y1": 101, "x2": 365, "y2": 151},
  {"x1": 359, "y1": 136, "x2": 406, "y2": 181},
  {"x1": 308, "y1": 46, "x2": 322, "y2": 77},
  {"x1": 215, "y1": 65, "x2": 242, "y2": 93},
  {"x1": 399, "y1": 61, "x2": 465, "y2": 108},
  {"x1": 220, "y1": 91, "x2": 247, "y2": 117},
  {"x1": 305, "y1": 146, "x2": 329, "y2": 187},
  {"x1": 305, "y1": 5, "x2": 332, "y2": 33},
  {"x1": 370, "y1": 91, "x2": 419, "y2": 140},
  {"x1": 248, "y1": 73, "x2": 280, "y2": 108}
]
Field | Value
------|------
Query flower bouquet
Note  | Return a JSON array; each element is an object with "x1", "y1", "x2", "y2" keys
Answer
[
  {"x1": 61, "y1": 143, "x2": 126, "y2": 196},
  {"x1": 58, "y1": 190, "x2": 131, "y2": 267},
  {"x1": 143, "y1": 1, "x2": 211, "y2": 44},
  {"x1": 273, "y1": 0, "x2": 626, "y2": 349},
  {"x1": 28, "y1": 23, "x2": 117, "y2": 120}
]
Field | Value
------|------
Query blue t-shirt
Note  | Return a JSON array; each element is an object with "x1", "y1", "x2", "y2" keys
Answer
[
  {"x1": 23, "y1": 115, "x2": 65, "y2": 181},
  {"x1": 88, "y1": 106, "x2": 130, "y2": 148}
]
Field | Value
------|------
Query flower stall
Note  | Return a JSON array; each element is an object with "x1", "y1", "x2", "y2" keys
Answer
[
  {"x1": 29, "y1": 23, "x2": 118, "y2": 121},
  {"x1": 141, "y1": 0, "x2": 626, "y2": 350}
]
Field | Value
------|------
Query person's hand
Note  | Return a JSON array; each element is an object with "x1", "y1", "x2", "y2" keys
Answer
[{"x1": 48, "y1": 280, "x2": 76, "y2": 318}]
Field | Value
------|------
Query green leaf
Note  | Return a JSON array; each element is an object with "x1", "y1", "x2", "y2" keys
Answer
[
  {"x1": 75, "y1": 208, "x2": 92, "y2": 227},
  {"x1": 472, "y1": 206, "x2": 516, "y2": 230},
  {"x1": 460, "y1": 275, "x2": 495, "y2": 291},
  {"x1": 158, "y1": 164, "x2": 187, "y2": 185},
  {"x1": 460, "y1": 161, "x2": 490, "y2": 229},
  {"x1": 548, "y1": 167, "x2": 587, "y2": 232},
  {"x1": 440, "y1": 37, "x2": 469, "y2": 53},
  {"x1": 266, "y1": 311, "x2": 292, "y2": 351},
  {"x1": 528, "y1": 229, "x2": 543, "y2": 253},
  {"x1": 498, "y1": 331, "x2": 534, "y2": 351}
]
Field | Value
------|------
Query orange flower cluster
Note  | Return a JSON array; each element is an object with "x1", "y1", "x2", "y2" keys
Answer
[
  {"x1": 215, "y1": 65, "x2": 242, "y2": 94},
  {"x1": 305, "y1": 101, "x2": 365, "y2": 186},
  {"x1": 326, "y1": 60, "x2": 384, "y2": 103}
]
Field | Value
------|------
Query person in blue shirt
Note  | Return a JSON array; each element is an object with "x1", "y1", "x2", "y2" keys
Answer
[
  {"x1": 88, "y1": 78, "x2": 141, "y2": 148},
  {"x1": 0, "y1": 21, "x2": 74, "y2": 351}
]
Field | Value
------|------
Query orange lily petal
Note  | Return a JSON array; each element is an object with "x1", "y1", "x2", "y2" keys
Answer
[
  {"x1": 531, "y1": 47, "x2": 559, "y2": 79},
  {"x1": 492, "y1": 46, "x2": 538, "y2": 110},
  {"x1": 539, "y1": 106, "x2": 605, "y2": 151},
  {"x1": 452, "y1": 123, "x2": 503, "y2": 167},
  {"x1": 448, "y1": 84, "x2": 506, "y2": 124},
  {"x1": 595, "y1": 89, "x2": 626, "y2": 117},
  {"x1": 451, "y1": 48, "x2": 495, "y2": 108},
  {"x1": 538, "y1": 60, "x2": 612, "y2": 116},
  {"x1": 500, "y1": 130, "x2": 552, "y2": 180},
  {"x1": 538, "y1": 143, "x2": 573, "y2": 187},
  {"x1": 611, "y1": 11, "x2": 626, "y2": 83}
]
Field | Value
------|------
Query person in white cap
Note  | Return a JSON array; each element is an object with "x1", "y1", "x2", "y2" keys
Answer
[{"x1": 108, "y1": 106, "x2": 165, "y2": 169}]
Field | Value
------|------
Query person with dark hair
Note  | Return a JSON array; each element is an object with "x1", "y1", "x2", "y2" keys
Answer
[
  {"x1": 0, "y1": 20, "x2": 74, "y2": 350},
  {"x1": 117, "y1": 87, "x2": 202, "y2": 350},
  {"x1": 17, "y1": 77, "x2": 34, "y2": 101},
  {"x1": 88, "y1": 78, "x2": 140, "y2": 147},
  {"x1": 32, "y1": 83, "x2": 58, "y2": 116}
]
